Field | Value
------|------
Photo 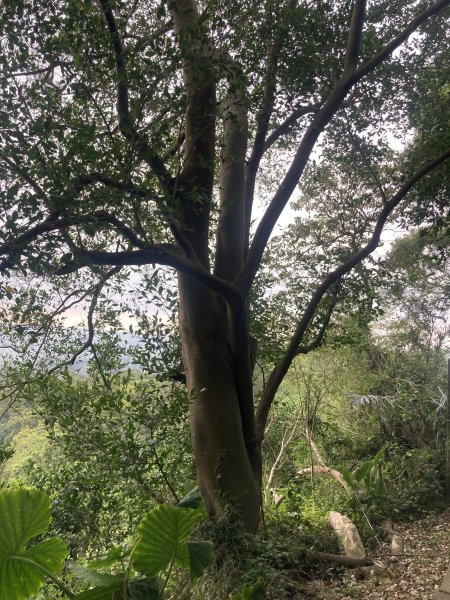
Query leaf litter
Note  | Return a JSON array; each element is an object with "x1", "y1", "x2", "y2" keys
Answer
[{"x1": 297, "y1": 508, "x2": 450, "y2": 599}]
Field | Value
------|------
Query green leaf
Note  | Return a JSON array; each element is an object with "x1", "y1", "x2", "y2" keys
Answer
[
  {"x1": 340, "y1": 468, "x2": 354, "y2": 490},
  {"x1": 74, "y1": 584, "x2": 123, "y2": 600},
  {"x1": 0, "y1": 488, "x2": 50, "y2": 551},
  {"x1": 353, "y1": 461, "x2": 372, "y2": 483},
  {"x1": 187, "y1": 541, "x2": 213, "y2": 579},
  {"x1": 231, "y1": 577, "x2": 266, "y2": 599},
  {"x1": 86, "y1": 547, "x2": 126, "y2": 570},
  {"x1": 372, "y1": 446, "x2": 386, "y2": 468},
  {"x1": 133, "y1": 505, "x2": 203, "y2": 576},
  {"x1": 177, "y1": 486, "x2": 202, "y2": 510},
  {"x1": 0, "y1": 488, "x2": 68, "y2": 600},
  {"x1": 68, "y1": 563, "x2": 124, "y2": 588},
  {"x1": 127, "y1": 577, "x2": 160, "y2": 599}
]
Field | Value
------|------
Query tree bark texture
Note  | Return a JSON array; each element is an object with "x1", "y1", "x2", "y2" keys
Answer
[{"x1": 178, "y1": 275, "x2": 260, "y2": 532}]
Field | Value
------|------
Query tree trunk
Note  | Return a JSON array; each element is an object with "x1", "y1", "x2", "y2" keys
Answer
[{"x1": 178, "y1": 275, "x2": 260, "y2": 533}]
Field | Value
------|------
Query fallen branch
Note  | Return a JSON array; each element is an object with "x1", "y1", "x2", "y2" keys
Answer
[
  {"x1": 306, "y1": 549, "x2": 373, "y2": 567},
  {"x1": 329, "y1": 511, "x2": 366, "y2": 559},
  {"x1": 297, "y1": 466, "x2": 350, "y2": 492}
]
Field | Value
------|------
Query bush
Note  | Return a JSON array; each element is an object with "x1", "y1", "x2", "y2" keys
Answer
[{"x1": 383, "y1": 445, "x2": 445, "y2": 519}]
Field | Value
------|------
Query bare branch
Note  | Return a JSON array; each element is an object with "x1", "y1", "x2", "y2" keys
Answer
[
  {"x1": 238, "y1": 80, "x2": 351, "y2": 295},
  {"x1": 124, "y1": 20, "x2": 172, "y2": 48},
  {"x1": 38, "y1": 267, "x2": 122, "y2": 377},
  {"x1": 244, "y1": 1, "x2": 299, "y2": 254},
  {"x1": 297, "y1": 465, "x2": 350, "y2": 491},
  {"x1": 0, "y1": 64, "x2": 61, "y2": 81}
]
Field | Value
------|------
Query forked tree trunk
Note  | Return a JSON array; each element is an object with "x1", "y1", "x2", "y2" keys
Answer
[{"x1": 178, "y1": 275, "x2": 261, "y2": 532}]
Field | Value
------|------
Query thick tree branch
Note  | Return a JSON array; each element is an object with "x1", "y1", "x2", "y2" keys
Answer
[
  {"x1": 344, "y1": 0, "x2": 366, "y2": 74},
  {"x1": 295, "y1": 281, "x2": 341, "y2": 356},
  {"x1": 0, "y1": 215, "x2": 75, "y2": 261},
  {"x1": 72, "y1": 172, "x2": 161, "y2": 201},
  {"x1": 212, "y1": 68, "x2": 259, "y2": 467},
  {"x1": 262, "y1": 104, "x2": 319, "y2": 153},
  {"x1": 244, "y1": 1, "x2": 298, "y2": 255},
  {"x1": 0, "y1": 211, "x2": 149, "y2": 269},
  {"x1": 238, "y1": 81, "x2": 353, "y2": 295},
  {"x1": 353, "y1": 0, "x2": 450, "y2": 84},
  {"x1": 214, "y1": 90, "x2": 248, "y2": 281},
  {"x1": 255, "y1": 149, "x2": 450, "y2": 436},
  {"x1": 97, "y1": 0, "x2": 174, "y2": 193},
  {"x1": 169, "y1": 0, "x2": 216, "y2": 265},
  {"x1": 236, "y1": 0, "x2": 450, "y2": 296},
  {"x1": 55, "y1": 247, "x2": 243, "y2": 306},
  {"x1": 102, "y1": 214, "x2": 149, "y2": 249},
  {"x1": 71, "y1": 172, "x2": 201, "y2": 260}
]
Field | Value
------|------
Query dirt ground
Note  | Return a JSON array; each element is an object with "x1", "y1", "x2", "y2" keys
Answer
[{"x1": 298, "y1": 508, "x2": 450, "y2": 599}]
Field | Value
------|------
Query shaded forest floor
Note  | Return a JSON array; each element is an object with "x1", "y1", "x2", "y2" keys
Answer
[{"x1": 298, "y1": 508, "x2": 450, "y2": 600}]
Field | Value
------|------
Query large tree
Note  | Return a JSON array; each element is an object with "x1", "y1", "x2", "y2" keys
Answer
[{"x1": 0, "y1": 0, "x2": 449, "y2": 532}]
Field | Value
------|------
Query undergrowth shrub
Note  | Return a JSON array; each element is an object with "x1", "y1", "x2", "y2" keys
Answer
[
  {"x1": 383, "y1": 444, "x2": 445, "y2": 519},
  {"x1": 178, "y1": 504, "x2": 315, "y2": 600}
]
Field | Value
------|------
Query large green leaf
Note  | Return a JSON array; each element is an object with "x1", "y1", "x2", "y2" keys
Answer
[
  {"x1": 74, "y1": 584, "x2": 123, "y2": 600},
  {"x1": 187, "y1": 541, "x2": 213, "y2": 579},
  {"x1": 231, "y1": 577, "x2": 266, "y2": 599},
  {"x1": 87, "y1": 547, "x2": 127, "y2": 570},
  {"x1": 0, "y1": 488, "x2": 68, "y2": 600},
  {"x1": 133, "y1": 505, "x2": 203, "y2": 576},
  {"x1": 69, "y1": 562, "x2": 124, "y2": 588},
  {"x1": 74, "y1": 577, "x2": 160, "y2": 600},
  {"x1": 0, "y1": 488, "x2": 51, "y2": 555},
  {"x1": 127, "y1": 577, "x2": 160, "y2": 599},
  {"x1": 340, "y1": 467, "x2": 354, "y2": 491},
  {"x1": 177, "y1": 487, "x2": 203, "y2": 510}
]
